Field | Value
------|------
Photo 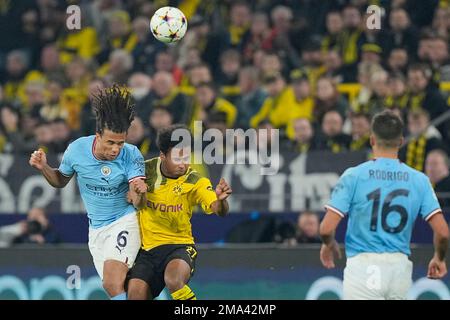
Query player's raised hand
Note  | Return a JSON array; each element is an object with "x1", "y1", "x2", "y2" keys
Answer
[
  {"x1": 132, "y1": 179, "x2": 147, "y2": 195},
  {"x1": 320, "y1": 240, "x2": 342, "y2": 269},
  {"x1": 29, "y1": 148, "x2": 47, "y2": 171},
  {"x1": 427, "y1": 256, "x2": 447, "y2": 279},
  {"x1": 215, "y1": 178, "x2": 232, "y2": 201}
]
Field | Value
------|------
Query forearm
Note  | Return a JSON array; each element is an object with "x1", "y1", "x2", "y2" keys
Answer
[
  {"x1": 434, "y1": 232, "x2": 449, "y2": 261},
  {"x1": 41, "y1": 164, "x2": 69, "y2": 188},
  {"x1": 320, "y1": 230, "x2": 336, "y2": 246},
  {"x1": 212, "y1": 199, "x2": 229, "y2": 217},
  {"x1": 133, "y1": 193, "x2": 147, "y2": 210}
]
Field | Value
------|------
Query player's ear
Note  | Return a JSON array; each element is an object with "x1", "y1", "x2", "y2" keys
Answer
[
  {"x1": 398, "y1": 136, "x2": 404, "y2": 148},
  {"x1": 369, "y1": 134, "x2": 375, "y2": 147},
  {"x1": 159, "y1": 151, "x2": 165, "y2": 161}
]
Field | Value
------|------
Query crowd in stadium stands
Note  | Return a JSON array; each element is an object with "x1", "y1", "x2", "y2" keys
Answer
[
  {"x1": 0, "y1": 207, "x2": 60, "y2": 247},
  {"x1": 1, "y1": 0, "x2": 450, "y2": 202}
]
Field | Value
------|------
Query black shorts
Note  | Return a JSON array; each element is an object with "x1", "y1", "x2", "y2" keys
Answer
[{"x1": 128, "y1": 244, "x2": 197, "y2": 299}]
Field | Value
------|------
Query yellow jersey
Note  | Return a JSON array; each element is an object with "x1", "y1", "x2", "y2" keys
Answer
[{"x1": 139, "y1": 157, "x2": 218, "y2": 250}]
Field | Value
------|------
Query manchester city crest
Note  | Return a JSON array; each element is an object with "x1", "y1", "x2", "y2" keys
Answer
[{"x1": 101, "y1": 166, "x2": 111, "y2": 176}]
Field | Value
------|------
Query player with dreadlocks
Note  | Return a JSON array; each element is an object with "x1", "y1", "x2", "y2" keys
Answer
[{"x1": 29, "y1": 85, "x2": 148, "y2": 300}]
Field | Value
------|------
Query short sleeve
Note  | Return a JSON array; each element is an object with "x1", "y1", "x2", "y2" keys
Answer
[
  {"x1": 193, "y1": 178, "x2": 218, "y2": 215},
  {"x1": 420, "y1": 175, "x2": 442, "y2": 221},
  {"x1": 325, "y1": 168, "x2": 357, "y2": 218},
  {"x1": 58, "y1": 144, "x2": 75, "y2": 177},
  {"x1": 126, "y1": 146, "x2": 145, "y2": 182}
]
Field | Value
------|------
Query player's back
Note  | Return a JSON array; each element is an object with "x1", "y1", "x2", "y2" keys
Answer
[{"x1": 328, "y1": 158, "x2": 440, "y2": 257}]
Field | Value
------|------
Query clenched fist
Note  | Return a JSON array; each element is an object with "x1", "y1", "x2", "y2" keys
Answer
[
  {"x1": 29, "y1": 148, "x2": 47, "y2": 171},
  {"x1": 215, "y1": 178, "x2": 232, "y2": 201},
  {"x1": 131, "y1": 178, "x2": 147, "y2": 195}
]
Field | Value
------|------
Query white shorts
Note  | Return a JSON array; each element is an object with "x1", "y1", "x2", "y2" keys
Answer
[
  {"x1": 88, "y1": 213, "x2": 141, "y2": 279},
  {"x1": 343, "y1": 252, "x2": 413, "y2": 300}
]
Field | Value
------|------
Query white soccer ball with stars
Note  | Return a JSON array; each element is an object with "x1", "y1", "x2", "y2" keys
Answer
[{"x1": 150, "y1": 6, "x2": 188, "y2": 43}]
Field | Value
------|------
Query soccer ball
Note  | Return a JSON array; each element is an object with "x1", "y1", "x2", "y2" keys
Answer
[{"x1": 150, "y1": 7, "x2": 187, "y2": 43}]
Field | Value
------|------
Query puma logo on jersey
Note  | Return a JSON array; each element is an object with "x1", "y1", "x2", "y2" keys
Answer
[{"x1": 146, "y1": 200, "x2": 183, "y2": 212}]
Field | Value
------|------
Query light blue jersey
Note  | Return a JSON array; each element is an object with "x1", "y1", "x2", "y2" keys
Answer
[
  {"x1": 58, "y1": 136, "x2": 145, "y2": 228},
  {"x1": 327, "y1": 157, "x2": 441, "y2": 257}
]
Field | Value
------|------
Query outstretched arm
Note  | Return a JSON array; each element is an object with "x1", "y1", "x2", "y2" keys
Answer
[
  {"x1": 29, "y1": 149, "x2": 72, "y2": 188},
  {"x1": 211, "y1": 178, "x2": 232, "y2": 217}
]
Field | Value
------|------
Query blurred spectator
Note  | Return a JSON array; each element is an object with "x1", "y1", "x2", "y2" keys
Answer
[
  {"x1": 97, "y1": 10, "x2": 138, "y2": 66},
  {"x1": 317, "y1": 110, "x2": 351, "y2": 153},
  {"x1": 242, "y1": 12, "x2": 273, "y2": 63},
  {"x1": 132, "y1": 16, "x2": 165, "y2": 74},
  {"x1": 34, "y1": 120, "x2": 55, "y2": 153},
  {"x1": 152, "y1": 71, "x2": 192, "y2": 124},
  {"x1": 400, "y1": 108, "x2": 445, "y2": 172},
  {"x1": 385, "y1": 72, "x2": 409, "y2": 111},
  {"x1": 300, "y1": 38, "x2": 326, "y2": 87},
  {"x1": 313, "y1": 76, "x2": 348, "y2": 125},
  {"x1": 100, "y1": 49, "x2": 134, "y2": 85},
  {"x1": 155, "y1": 50, "x2": 184, "y2": 85},
  {"x1": 178, "y1": 15, "x2": 225, "y2": 75},
  {"x1": 260, "y1": 51, "x2": 284, "y2": 78},
  {"x1": 13, "y1": 207, "x2": 60, "y2": 245},
  {"x1": 236, "y1": 66, "x2": 267, "y2": 129},
  {"x1": 56, "y1": 20, "x2": 100, "y2": 65},
  {"x1": 407, "y1": 63, "x2": 448, "y2": 140},
  {"x1": 0, "y1": 220, "x2": 27, "y2": 248},
  {"x1": 128, "y1": 73, "x2": 153, "y2": 127},
  {"x1": 321, "y1": 10, "x2": 344, "y2": 54},
  {"x1": 213, "y1": 50, "x2": 240, "y2": 106},
  {"x1": 340, "y1": 5, "x2": 364, "y2": 66},
  {"x1": 147, "y1": 106, "x2": 174, "y2": 157},
  {"x1": 0, "y1": 103, "x2": 32, "y2": 153},
  {"x1": 425, "y1": 149, "x2": 450, "y2": 209},
  {"x1": 354, "y1": 69, "x2": 390, "y2": 117},
  {"x1": 126, "y1": 117, "x2": 152, "y2": 158},
  {"x1": 79, "y1": 78, "x2": 106, "y2": 136},
  {"x1": 31, "y1": 78, "x2": 68, "y2": 123},
  {"x1": 432, "y1": 6, "x2": 450, "y2": 39},
  {"x1": 250, "y1": 72, "x2": 289, "y2": 129},
  {"x1": 182, "y1": 63, "x2": 213, "y2": 94},
  {"x1": 192, "y1": 82, "x2": 237, "y2": 128},
  {"x1": 273, "y1": 220, "x2": 297, "y2": 246},
  {"x1": 387, "y1": 8, "x2": 419, "y2": 56},
  {"x1": 296, "y1": 211, "x2": 321, "y2": 243},
  {"x1": 149, "y1": 106, "x2": 174, "y2": 133},
  {"x1": 417, "y1": 30, "x2": 435, "y2": 65},
  {"x1": 284, "y1": 70, "x2": 315, "y2": 139},
  {"x1": 51, "y1": 118, "x2": 74, "y2": 153},
  {"x1": 350, "y1": 112, "x2": 371, "y2": 151},
  {"x1": 428, "y1": 36, "x2": 450, "y2": 82},
  {"x1": 387, "y1": 47, "x2": 409, "y2": 75},
  {"x1": 324, "y1": 50, "x2": 357, "y2": 83},
  {"x1": 360, "y1": 43, "x2": 382, "y2": 66},
  {"x1": 2, "y1": 50, "x2": 30, "y2": 103},
  {"x1": 269, "y1": 5, "x2": 302, "y2": 70},
  {"x1": 285, "y1": 118, "x2": 318, "y2": 154},
  {"x1": 225, "y1": 2, "x2": 251, "y2": 51}
]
